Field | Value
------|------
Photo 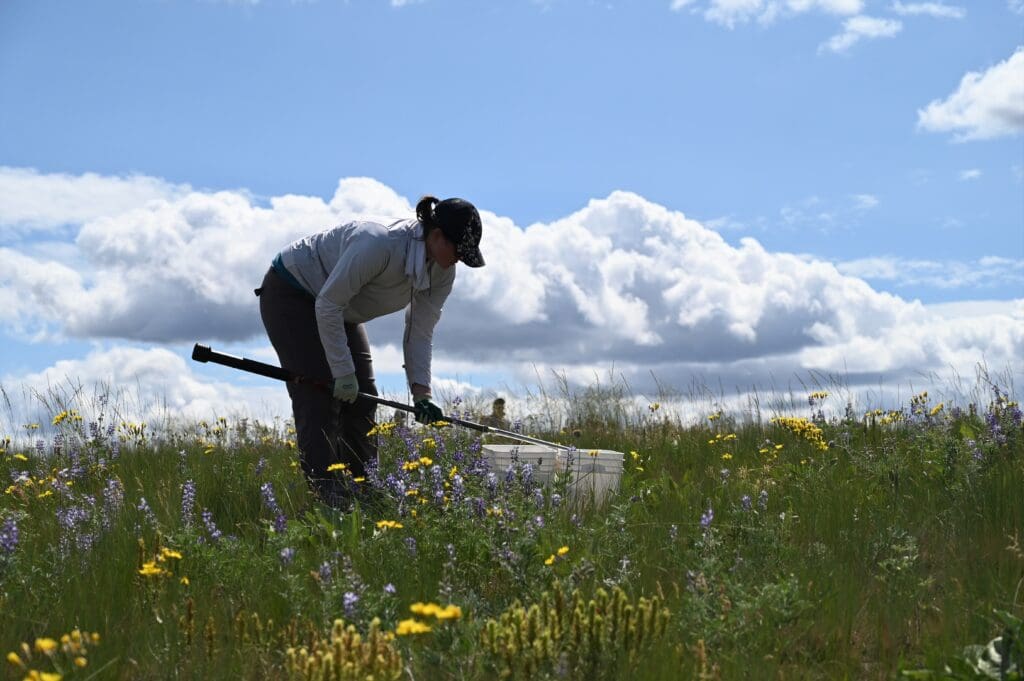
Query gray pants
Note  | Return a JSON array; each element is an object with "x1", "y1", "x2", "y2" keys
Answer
[{"x1": 258, "y1": 267, "x2": 378, "y2": 494}]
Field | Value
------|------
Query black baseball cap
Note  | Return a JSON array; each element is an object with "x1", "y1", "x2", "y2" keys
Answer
[{"x1": 434, "y1": 198, "x2": 485, "y2": 268}]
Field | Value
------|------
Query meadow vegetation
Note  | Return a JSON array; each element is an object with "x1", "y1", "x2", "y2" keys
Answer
[{"x1": 0, "y1": 374, "x2": 1021, "y2": 680}]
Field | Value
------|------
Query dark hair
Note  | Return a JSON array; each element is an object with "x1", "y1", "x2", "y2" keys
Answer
[{"x1": 416, "y1": 195, "x2": 440, "y2": 234}]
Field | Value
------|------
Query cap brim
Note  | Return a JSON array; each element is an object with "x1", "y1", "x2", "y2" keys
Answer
[{"x1": 459, "y1": 247, "x2": 485, "y2": 268}]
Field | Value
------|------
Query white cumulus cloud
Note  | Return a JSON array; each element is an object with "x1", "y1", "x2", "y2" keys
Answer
[
  {"x1": 2, "y1": 167, "x2": 1022, "y2": 412},
  {"x1": 918, "y1": 47, "x2": 1024, "y2": 141},
  {"x1": 819, "y1": 15, "x2": 902, "y2": 53}
]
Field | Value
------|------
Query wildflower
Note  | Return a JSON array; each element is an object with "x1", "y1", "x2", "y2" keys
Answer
[
  {"x1": 326, "y1": 462, "x2": 348, "y2": 472},
  {"x1": 201, "y1": 510, "x2": 223, "y2": 543},
  {"x1": 700, "y1": 507, "x2": 714, "y2": 529},
  {"x1": 279, "y1": 547, "x2": 295, "y2": 565},
  {"x1": 557, "y1": 546, "x2": 569, "y2": 556},
  {"x1": 721, "y1": 453, "x2": 733, "y2": 461},
  {"x1": 13, "y1": 454, "x2": 27, "y2": 462},
  {"x1": 404, "y1": 536, "x2": 417, "y2": 556},
  {"x1": 544, "y1": 554, "x2": 555, "y2": 566},
  {"x1": 159, "y1": 548, "x2": 183, "y2": 561},
  {"x1": 74, "y1": 656, "x2": 87, "y2": 668},
  {"x1": 343, "y1": 591, "x2": 360, "y2": 618},
  {"x1": 395, "y1": 619, "x2": 431, "y2": 635},
  {"x1": 0, "y1": 517, "x2": 18, "y2": 555},
  {"x1": 254, "y1": 458, "x2": 267, "y2": 475},
  {"x1": 139, "y1": 561, "x2": 167, "y2": 577},
  {"x1": 649, "y1": 402, "x2": 660, "y2": 412},
  {"x1": 180, "y1": 480, "x2": 196, "y2": 528},
  {"x1": 384, "y1": 583, "x2": 396, "y2": 595},
  {"x1": 929, "y1": 403, "x2": 944, "y2": 417},
  {"x1": 669, "y1": 524, "x2": 678, "y2": 540},
  {"x1": 179, "y1": 576, "x2": 190, "y2": 586},
  {"x1": 720, "y1": 468, "x2": 730, "y2": 483},
  {"x1": 318, "y1": 562, "x2": 332, "y2": 584},
  {"x1": 741, "y1": 494, "x2": 752, "y2": 511},
  {"x1": 376, "y1": 520, "x2": 403, "y2": 530},
  {"x1": 6, "y1": 651, "x2": 23, "y2": 668},
  {"x1": 758, "y1": 489, "x2": 769, "y2": 510}
]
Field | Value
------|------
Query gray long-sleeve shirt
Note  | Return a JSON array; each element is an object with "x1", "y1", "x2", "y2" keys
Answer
[{"x1": 278, "y1": 218, "x2": 454, "y2": 392}]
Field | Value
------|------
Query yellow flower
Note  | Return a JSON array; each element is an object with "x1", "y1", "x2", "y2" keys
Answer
[
  {"x1": 418, "y1": 456, "x2": 433, "y2": 467},
  {"x1": 376, "y1": 520, "x2": 403, "y2": 530},
  {"x1": 52, "y1": 411, "x2": 68, "y2": 426},
  {"x1": 557, "y1": 546, "x2": 569, "y2": 556},
  {"x1": 180, "y1": 576, "x2": 190, "y2": 586},
  {"x1": 13, "y1": 454, "x2": 28, "y2": 462},
  {"x1": 929, "y1": 403, "x2": 944, "y2": 416},
  {"x1": 402, "y1": 461, "x2": 420, "y2": 472},
  {"x1": 6, "y1": 651, "x2": 23, "y2": 668},
  {"x1": 630, "y1": 451, "x2": 640, "y2": 461},
  {"x1": 544, "y1": 555, "x2": 555, "y2": 566},
  {"x1": 159, "y1": 548, "x2": 183, "y2": 560},
  {"x1": 721, "y1": 453, "x2": 733, "y2": 461},
  {"x1": 435, "y1": 604, "x2": 462, "y2": 620},
  {"x1": 448, "y1": 466, "x2": 458, "y2": 479},
  {"x1": 138, "y1": 561, "x2": 167, "y2": 577},
  {"x1": 74, "y1": 657, "x2": 87, "y2": 668},
  {"x1": 405, "y1": 489, "x2": 419, "y2": 497},
  {"x1": 326, "y1": 462, "x2": 348, "y2": 472},
  {"x1": 649, "y1": 402, "x2": 660, "y2": 412},
  {"x1": 90, "y1": 634, "x2": 100, "y2": 645},
  {"x1": 33, "y1": 638, "x2": 58, "y2": 654},
  {"x1": 353, "y1": 476, "x2": 365, "y2": 483},
  {"x1": 395, "y1": 619, "x2": 431, "y2": 635}
]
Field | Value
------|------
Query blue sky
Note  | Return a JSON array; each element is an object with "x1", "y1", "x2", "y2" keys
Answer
[{"x1": 1, "y1": 0, "x2": 1022, "y2": 423}]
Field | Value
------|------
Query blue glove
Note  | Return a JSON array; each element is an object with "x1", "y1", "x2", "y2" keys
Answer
[
  {"x1": 414, "y1": 398, "x2": 444, "y2": 424},
  {"x1": 332, "y1": 373, "x2": 359, "y2": 403}
]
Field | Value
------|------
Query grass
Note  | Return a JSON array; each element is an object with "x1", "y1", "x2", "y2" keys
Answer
[{"x1": 0, "y1": 381, "x2": 1021, "y2": 680}]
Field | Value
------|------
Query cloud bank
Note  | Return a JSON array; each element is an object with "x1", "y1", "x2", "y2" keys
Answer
[
  {"x1": 918, "y1": 46, "x2": 1024, "y2": 140},
  {"x1": 2, "y1": 167, "x2": 1021, "y2": 419}
]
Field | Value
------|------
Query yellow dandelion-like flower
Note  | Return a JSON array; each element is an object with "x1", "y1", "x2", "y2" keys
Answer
[
  {"x1": 376, "y1": 520, "x2": 403, "y2": 530},
  {"x1": 353, "y1": 476, "x2": 365, "y2": 483},
  {"x1": 544, "y1": 555, "x2": 555, "y2": 566},
  {"x1": 630, "y1": 450, "x2": 640, "y2": 461},
  {"x1": 52, "y1": 411, "x2": 69, "y2": 426},
  {"x1": 74, "y1": 657, "x2": 88, "y2": 668},
  {"x1": 405, "y1": 489, "x2": 419, "y2": 497},
  {"x1": 721, "y1": 453, "x2": 733, "y2": 461},
  {"x1": 402, "y1": 461, "x2": 420, "y2": 472},
  {"x1": 6, "y1": 651, "x2": 23, "y2": 668},
  {"x1": 180, "y1": 576, "x2": 190, "y2": 586},
  {"x1": 138, "y1": 561, "x2": 167, "y2": 577},
  {"x1": 395, "y1": 619, "x2": 431, "y2": 636},
  {"x1": 326, "y1": 463, "x2": 348, "y2": 472},
  {"x1": 33, "y1": 638, "x2": 58, "y2": 654},
  {"x1": 159, "y1": 548, "x2": 183, "y2": 560},
  {"x1": 435, "y1": 605, "x2": 462, "y2": 620},
  {"x1": 13, "y1": 454, "x2": 28, "y2": 462},
  {"x1": 557, "y1": 546, "x2": 569, "y2": 556},
  {"x1": 448, "y1": 466, "x2": 458, "y2": 478},
  {"x1": 929, "y1": 403, "x2": 944, "y2": 416}
]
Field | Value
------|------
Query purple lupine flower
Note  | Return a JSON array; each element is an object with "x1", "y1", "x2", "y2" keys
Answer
[
  {"x1": 522, "y1": 463, "x2": 534, "y2": 488},
  {"x1": 404, "y1": 536, "x2": 417, "y2": 557},
  {"x1": 343, "y1": 591, "x2": 359, "y2": 618},
  {"x1": 486, "y1": 472, "x2": 498, "y2": 498},
  {"x1": 318, "y1": 561, "x2": 332, "y2": 584},
  {"x1": 255, "y1": 458, "x2": 267, "y2": 476},
  {"x1": 968, "y1": 439, "x2": 983, "y2": 462},
  {"x1": 504, "y1": 465, "x2": 516, "y2": 485},
  {"x1": 181, "y1": 480, "x2": 196, "y2": 528},
  {"x1": 0, "y1": 517, "x2": 18, "y2": 555},
  {"x1": 472, "y1": 497, "x2": 486, "y2": 518},
  {"x1": 451, "y1": 474, "x2": 465, "y2": 504},
  {"x1": 102, "y1": 478, "x2": 124, "y2": 530},
  {"x1": 383, "y1": 583, "x2": 396, "y2": 595},
  {"x1": 758, "y1": 489, "x2": 769, "y2": 510},
  {"x1": 35, "y1": 440, "x2": 45, "y2": 456},
  {"x1": 279, "y1": 547, "x2": 295, "y2": 565},
  {"x1": 551, "y1": 493, "x2": 562, "y2": 508},
  {"x1": 201, "y1": 509, "x2": 223, "y2": 543},
  {"x1": 137, "y1": 497, "x2": 157, "y2": 528},
  {"x1": 700, "y1": 507, "x2": 714, "y2": 529},
  {"x1": 741, "y1": 494, "x2": 752, "y2": 512},
  {"x1": 260, "y1": 482, "x2": 287, "y2": 533},
  {"x1": 533, "y1": 487, "x2": 544, "y2": 508}
]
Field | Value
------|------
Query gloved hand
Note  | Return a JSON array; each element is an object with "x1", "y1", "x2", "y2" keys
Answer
[
  {"x1": 332, "y1": 373, "x2": 359, "y2": 403},
  {"x1": 414, "y1": 397, "x2": 444, "y2": 424}
]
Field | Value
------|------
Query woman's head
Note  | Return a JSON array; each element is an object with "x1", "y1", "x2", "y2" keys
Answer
[{"x1": 416, "y1": 195, "x2": 485, "y2": 269}]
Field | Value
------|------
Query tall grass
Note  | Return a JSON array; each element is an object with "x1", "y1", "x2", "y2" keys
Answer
[{"x1": 0, "y1": 375, "x2": 1020, "y2": 679}]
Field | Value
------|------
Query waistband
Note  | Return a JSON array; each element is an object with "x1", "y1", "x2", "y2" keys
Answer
[{"x1": 272, "y1": 253, "x2": 314, "y2": 298}]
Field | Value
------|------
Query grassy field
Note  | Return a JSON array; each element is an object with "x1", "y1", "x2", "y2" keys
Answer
[{"x1": 0, "y1": 383, "x2": 1021, "y2": 680}]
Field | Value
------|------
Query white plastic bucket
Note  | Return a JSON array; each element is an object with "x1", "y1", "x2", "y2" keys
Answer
[
  {"x1": 480, "y1": 444, "x2": 561, "y2": 484},
  {"x1": 481, "y1": 444, "x2": 624, "y2": 506},
  {"x1": 561, "y1": 449, "x2": 624, "y2": 506}
]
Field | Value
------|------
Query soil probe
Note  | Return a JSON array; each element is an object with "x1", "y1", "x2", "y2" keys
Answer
[{"x1": 190, "y1": 343, "x2": 570, "y2": 451}]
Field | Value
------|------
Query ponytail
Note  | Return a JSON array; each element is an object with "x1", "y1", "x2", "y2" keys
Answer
[{"x1": 416, "y1": 195, "x2": 440, "y2": 233}]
